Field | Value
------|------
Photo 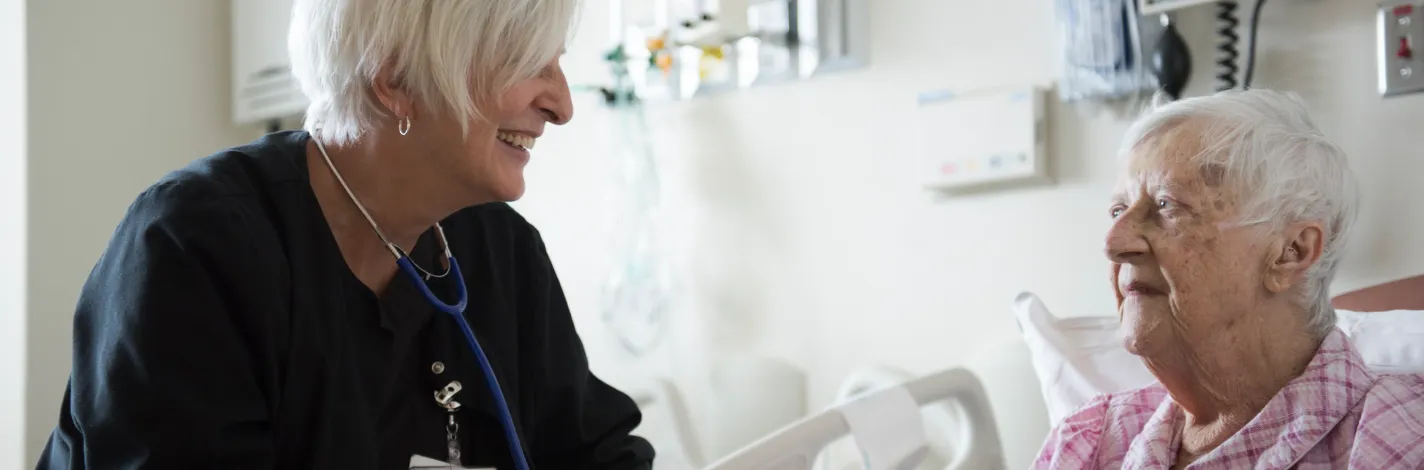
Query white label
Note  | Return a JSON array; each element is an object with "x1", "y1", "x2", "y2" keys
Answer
[{"x1": 409, "y1": 454, "x2": 495, "y2": 470}]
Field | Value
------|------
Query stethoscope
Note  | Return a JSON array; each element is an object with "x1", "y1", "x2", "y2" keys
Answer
[{"x1": 313, "y1": 137, "x2": 531, "y2": 470}]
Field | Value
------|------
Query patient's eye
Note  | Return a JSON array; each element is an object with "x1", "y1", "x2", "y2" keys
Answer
[{"x1": 1110, "y1": 205, "x2": 1126, "y2": 218}]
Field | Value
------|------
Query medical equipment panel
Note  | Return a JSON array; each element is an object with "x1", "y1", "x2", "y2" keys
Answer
[
  {"x1": 1380, "y1": 2, "x2": 1424, "y2": 97},
  {"x1": 916, "y1": 87, "x2": 1051, "y2": 193}
]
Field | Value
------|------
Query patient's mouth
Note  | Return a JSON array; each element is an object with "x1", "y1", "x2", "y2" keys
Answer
[{"x1": 1123, "y1": 281, "x2": 1164, "y2": 296}]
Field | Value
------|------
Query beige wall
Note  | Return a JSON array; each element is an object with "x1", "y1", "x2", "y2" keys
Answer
[
  {"x1": 23, "y1": 0, "x2": 253, "y2": 461},
  {"x1": 2, "y1": 0, "x2": 27, "y2": 466}
]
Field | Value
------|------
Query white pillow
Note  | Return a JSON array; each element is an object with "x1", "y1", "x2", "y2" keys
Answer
[
  {"x1": 1335, "y1": 309, "x2": 1424, "y2": 374},
  {"x1": 1012, "y1": 291, "x2": 1424, "y2": 423}
]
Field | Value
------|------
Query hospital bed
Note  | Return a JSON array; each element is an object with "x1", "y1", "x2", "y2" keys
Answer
[
  {"x1": 702, "y1": 367, "x2": 1003, "y2": 470},
  {"x1": 1332, "y1": 273, "x2": 1424, "y2": 311},
  {"x1": 630, "y1": 379, "x2": 708, "y2": 468},
  {"x1": 687, "y1": 273, "x2": 1424, "y2": 470}
]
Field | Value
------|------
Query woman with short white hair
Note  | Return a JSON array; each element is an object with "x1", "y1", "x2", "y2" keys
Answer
[
  {"x1": 1034, "y1": 89, "x2": 1424, "y2": 468},
  {"x1": 37, "y1": 1, "x2": 655, "y2": 468}
]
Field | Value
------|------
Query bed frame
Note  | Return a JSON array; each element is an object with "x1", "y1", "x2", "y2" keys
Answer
[
  {"x1": 1331, "y1": 274, "x2": 1424, "y2": 312},
  {"x1": 701, "y1": 368, "x2": 1002, "y2": 470}
]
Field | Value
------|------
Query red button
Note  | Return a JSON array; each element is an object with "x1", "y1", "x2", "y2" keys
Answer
[
  {"x1": 1397, "y1": 4, "x2": 1414, "y2": 16},
  {"x1": 1400, "y1": 37, "x2": 1413, "y2": 59}
]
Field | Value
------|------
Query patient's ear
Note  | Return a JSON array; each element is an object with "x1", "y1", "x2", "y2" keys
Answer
[{"x1": 1265, "y1": 223, "x2": 1323, "y2": 293}]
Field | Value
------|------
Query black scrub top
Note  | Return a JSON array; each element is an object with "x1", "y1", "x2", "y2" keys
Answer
[{"x1": 36, "y1": 131, "x2": 656, "y2": 469}]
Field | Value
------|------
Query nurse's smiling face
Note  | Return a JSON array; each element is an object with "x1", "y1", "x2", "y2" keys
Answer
[
  {"x1": 411, "y1": 56, "x2": 574, "y2": 204},
  {"x1": 1103, "y1": 121, "x2": 1272, "y2": 361}
]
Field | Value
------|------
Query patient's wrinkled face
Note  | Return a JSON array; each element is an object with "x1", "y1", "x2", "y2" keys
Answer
[{"x1": 1105, "y1": 123, "x2": 1270, "y2": 360}]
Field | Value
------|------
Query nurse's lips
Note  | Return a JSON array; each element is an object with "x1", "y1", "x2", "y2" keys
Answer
[{"x1": 496, "y1": 130, "x2": 537, "y2": 152}]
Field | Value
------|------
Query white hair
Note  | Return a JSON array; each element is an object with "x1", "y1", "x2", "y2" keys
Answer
[
  {"x1": 288, "y1": 0, "x2": 579, "y2": 145},
  {"x1": 1118, "y1": 89, "x2": 1359, "y2": 337}
]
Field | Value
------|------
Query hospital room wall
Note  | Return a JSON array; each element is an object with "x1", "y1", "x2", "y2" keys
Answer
[
  {"x1": 8, "y1": 0, "x2": 1424, "y2": 465},
  {"x1": 516, "y1": 0, "x2": 1424, "y2": 458},
  {"x1": 1, "y1": 0, "x2": 27, "y2": 467},
  {"x1": 20, "y1": 0, "x2": 254, "y2": 462}
]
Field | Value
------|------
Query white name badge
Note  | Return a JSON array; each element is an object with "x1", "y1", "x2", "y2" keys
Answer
[{"x1": 409, "y1": 454, "x2": 495, "y2": 470}]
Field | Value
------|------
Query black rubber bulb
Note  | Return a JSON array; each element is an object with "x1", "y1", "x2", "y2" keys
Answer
[{"x1": 1152, "y1": 15, "x2": 1192, "y2": 100}]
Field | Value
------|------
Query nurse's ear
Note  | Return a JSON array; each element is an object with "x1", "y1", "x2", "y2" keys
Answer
[{"x1": 371, "y1": 63, "x2": 417, "y2": 123}]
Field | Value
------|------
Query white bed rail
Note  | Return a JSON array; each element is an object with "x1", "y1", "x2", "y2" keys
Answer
[{"x1": 702, "y1": 368, "x2": 1005, "y2": 470}]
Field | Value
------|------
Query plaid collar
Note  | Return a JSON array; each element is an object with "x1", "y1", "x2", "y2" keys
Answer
[{"x1": 1122, "y1": 328, "x2": 1376, "y2": 468}]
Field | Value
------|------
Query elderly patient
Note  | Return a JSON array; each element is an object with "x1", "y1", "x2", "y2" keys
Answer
[{"x1": 1034, "y1": 90, "x2": 1424, "y2": 469}]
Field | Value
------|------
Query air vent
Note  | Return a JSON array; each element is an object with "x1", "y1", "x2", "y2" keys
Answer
[
  {"x1": 236, "y1": 65, "x2": 305, "y2": 123},
  {"x1": 231, "y1": 0, "x2": 307, "y2": 124}
]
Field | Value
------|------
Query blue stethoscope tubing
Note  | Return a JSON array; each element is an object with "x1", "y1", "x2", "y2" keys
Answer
[
  {"x1": 312, "y1": 136, "x2": 530, "y2": 470},
  {"x1": 396, "y1": 255, "x2": 531, "y2": 470}
]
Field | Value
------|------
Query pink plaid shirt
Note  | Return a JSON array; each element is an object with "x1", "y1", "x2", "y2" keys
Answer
[{"x1": 1033, "y1": 328, "x2": 1424, "y2": 469}]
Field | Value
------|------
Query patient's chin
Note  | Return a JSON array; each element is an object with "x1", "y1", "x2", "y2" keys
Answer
[
  {"x1": 1123, "y1": 333, "x2": 1151, "y2": 356},
  {"x1": 1120, "y1": 308, "x2": 1161, "y2": 357},
  {"x1": 1123, "y1": 324, "x2": 1178, "y2": 358}
]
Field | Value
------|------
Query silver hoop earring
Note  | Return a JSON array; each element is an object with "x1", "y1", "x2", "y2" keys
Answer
[{"x1": 398, "y1": 116, "x2": 411, "y2": 136}]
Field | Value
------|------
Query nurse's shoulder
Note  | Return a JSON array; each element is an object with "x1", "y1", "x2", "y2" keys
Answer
[
  {"x1": 42, "y1": 135, "x2": 300, "y2": 468},
  {"x1": 105, "y1": 131, "x2": 300, "y2": 298},
  {"x1": 134, "y1": 131, "x2": 306, "y2": 220},
  {"x1": 80, "y1": 132, "x2": 295, "y2": 337},
  {"x1": 111, "y1": 132, "x2": 302, "y2": 265}
]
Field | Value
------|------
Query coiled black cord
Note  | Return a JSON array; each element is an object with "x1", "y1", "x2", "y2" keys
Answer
[
  {"x1": 1215, "y1": 1, "x2": 1241, "y2": 92},
  {"x1": 1242, "y1": 0, "x2": 1269, "y2": 89}
]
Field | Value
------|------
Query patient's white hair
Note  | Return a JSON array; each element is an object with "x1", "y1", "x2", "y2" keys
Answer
[
  {"x1": 1119, "y1": 89, "x2": 1359, "y2": 337},
  {"x1": 289, "y1": 0, "x2": 578, "y2": 145}
]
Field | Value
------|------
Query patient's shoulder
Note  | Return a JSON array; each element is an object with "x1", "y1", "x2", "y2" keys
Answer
[
  {"x1": 1358, "y1": 373, "x2": 1424, "y2": 424},
  {"x1": 1033, "y1": 384, "x2": 1169, "y2": 469},
  {"x1": 1055, "y1": 383, "x2": 1168, "y2": 430},
  {"x1": 1098, "y1": 384, "x2": 1167, "y2": 429},
  {"x1": 1341, "y1": 374, "x2": 1424, "y2": 465},
  {"x1": 1105, "y1": 382, "x2": 1171, "y2": 413}
]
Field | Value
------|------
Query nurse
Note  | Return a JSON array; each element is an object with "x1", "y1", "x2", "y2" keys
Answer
[{"x1": 36, "y1": 0, "x2": 656, "y2": 468}]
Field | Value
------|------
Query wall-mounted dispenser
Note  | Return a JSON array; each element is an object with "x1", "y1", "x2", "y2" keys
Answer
[
  {"x1": 744, "y1": 0, "x2": 869, "y2": 82},
  {"x1": 609, "y1": 0, "x2": 869, "y2": 100},
  {"x1": 803, "y1": 0, "x2": 871, "y2": 75}
]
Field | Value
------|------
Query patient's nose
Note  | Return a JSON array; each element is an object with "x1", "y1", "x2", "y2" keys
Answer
[{"x1": 1105, "y1": 216, "x2": 1150, "y2": 264}]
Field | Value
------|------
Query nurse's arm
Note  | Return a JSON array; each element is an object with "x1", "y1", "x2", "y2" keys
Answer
[
  {"x1": 520, "y1": 231, "x2": 656, "y2": 470},
  {"x1": 37, "y1": 195, "x2": 276, "y2": 468}
]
